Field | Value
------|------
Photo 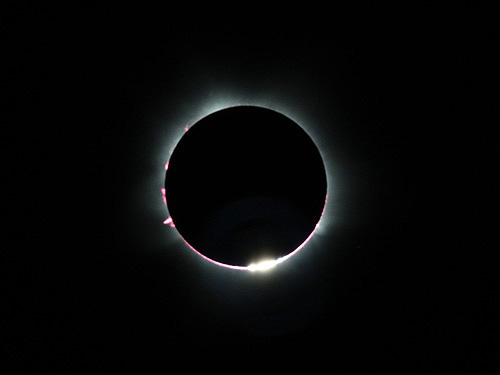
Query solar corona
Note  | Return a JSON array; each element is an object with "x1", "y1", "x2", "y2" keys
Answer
[{"x1": 163, "y1": 105, "x2": 328, "y2": 272}]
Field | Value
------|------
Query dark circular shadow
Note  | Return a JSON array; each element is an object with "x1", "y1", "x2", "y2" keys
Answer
[{"x1": 165, "y1": 106, "x2": 327, "y2": 268}]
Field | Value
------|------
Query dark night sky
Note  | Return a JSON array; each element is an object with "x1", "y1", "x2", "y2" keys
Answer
[{"x1": 3, "y1": 3, "x2": 497, "y2": 372}]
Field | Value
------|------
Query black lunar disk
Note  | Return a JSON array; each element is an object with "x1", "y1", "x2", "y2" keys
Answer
[{"x1": 165, "y1": 106, "x2": 327, "y2": 269}]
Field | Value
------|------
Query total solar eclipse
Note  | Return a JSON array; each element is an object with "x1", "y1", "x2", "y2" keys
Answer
[{"x1": 164, "y1": 106, "x2": 327, "y2": 271}]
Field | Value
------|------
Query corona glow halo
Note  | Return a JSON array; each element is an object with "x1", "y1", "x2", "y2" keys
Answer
[{"x1": 162, "y1": 105, "x2": 329, "y2": 272}]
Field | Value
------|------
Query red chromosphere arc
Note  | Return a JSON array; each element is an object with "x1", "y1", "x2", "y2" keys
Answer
[{"x1": 162, "y1": 189, "x2": 328, "y2": 271}]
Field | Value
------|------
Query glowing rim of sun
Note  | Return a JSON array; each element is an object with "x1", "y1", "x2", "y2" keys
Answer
[{"x1": 161, "y1": 103, "x2": 330, "y2": 272}]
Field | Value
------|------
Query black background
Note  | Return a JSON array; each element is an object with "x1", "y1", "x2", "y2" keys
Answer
[{"x1": 3, "y1": 3, "x2": 497, "y2": 372}]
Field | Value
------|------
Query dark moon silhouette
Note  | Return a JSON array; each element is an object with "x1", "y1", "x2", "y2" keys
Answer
[{"x1": 165, "y1": 106, "x2": 327, "y2": 268}]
